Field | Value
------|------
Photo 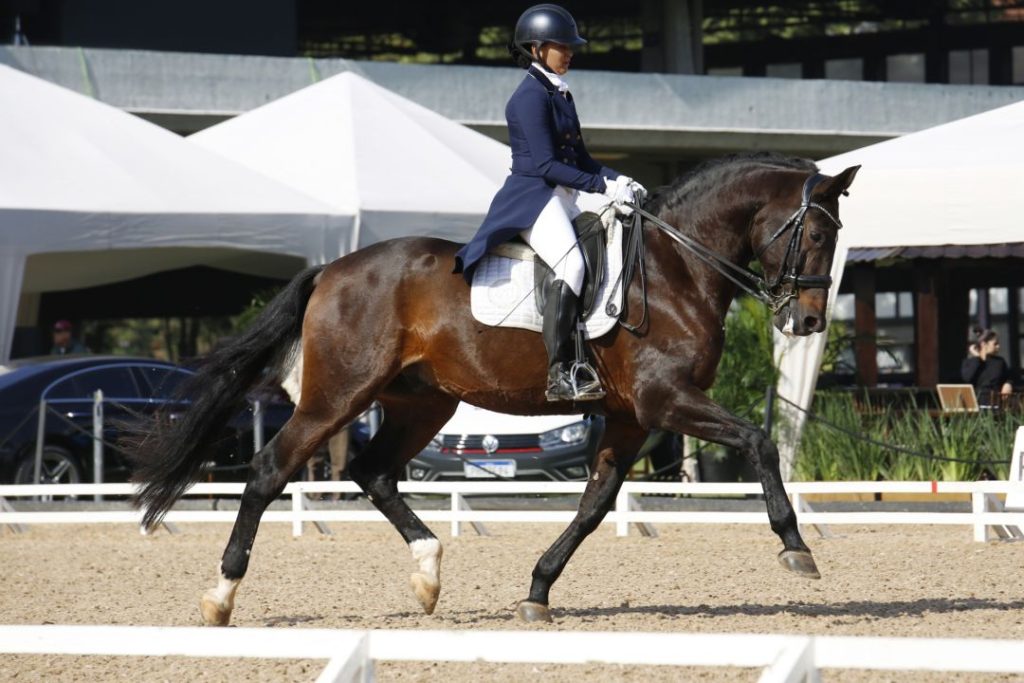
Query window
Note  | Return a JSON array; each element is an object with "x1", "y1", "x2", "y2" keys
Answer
[
  {"x1": 949, "y1": 49, "x2": 989, "y2": 85},
  {"x1": 989, "y1": 287, "x2": 1009, "y2": 315},
  {"x1": 875, "y1": 291, "x2": 914, "y2": 320},
  {"x1": 766, "y1": 63, "x2": 801, "y2": 79},
  {"x1": 706, "y1": 66, "x2": 743, "y2": 77},
  {"x1": 887, "y1": 53, "x2": 925, "y2": 83},
  {"x1": 875, "y1": 291, "x2": 914, "y2": 376},
  {"x1": 831, "y1": 293, "x2": 854, "y2": 321},
  {"x1": 135, "y1": 366, "x2": 192, "y2": 400},
  {"x1": 825, "y1": 58, "x2": 862, "y2": 81},
  {"x1": 47, "y1": 367, "x2": 139, "y2": 401}
]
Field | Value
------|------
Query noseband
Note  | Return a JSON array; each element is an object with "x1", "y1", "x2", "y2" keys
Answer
[{"x1": 626, "y1": 172, "x2": 843, "y2": 316}]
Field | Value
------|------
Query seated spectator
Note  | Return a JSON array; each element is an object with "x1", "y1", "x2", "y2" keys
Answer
[
  {"x1": 960, "y1": 328, "x2": 1012, "y2": 406},
  {"x1": 49, "y1": 320, "x2": 89, "y2": 356}
]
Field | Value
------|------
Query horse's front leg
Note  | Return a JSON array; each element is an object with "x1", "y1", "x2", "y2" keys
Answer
[
  {"x1": 517, "y1": 421, "x2": 646, "y2": 623},
  {"x1": 639, "y1": 385, "x2": 819, "y2": 579}
]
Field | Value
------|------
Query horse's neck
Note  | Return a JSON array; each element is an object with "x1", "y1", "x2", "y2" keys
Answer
[{"x1": 648, "y1": 186, "x2": 758, "y2": 318}]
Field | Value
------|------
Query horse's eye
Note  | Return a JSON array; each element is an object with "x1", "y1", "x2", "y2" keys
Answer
[{"x1": 809, "y1": 231, "x2": 824, "y2": 243}]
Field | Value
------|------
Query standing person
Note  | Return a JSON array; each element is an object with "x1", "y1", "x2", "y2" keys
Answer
[
  {"x1": 960, "y1": 328, "x2": 1013, "y2": 406},
  {"x1": 454, "y1": 3, "x2": 644, "y2": 402},
  {"x1": 49, "y1": 320, "x2": 89, "y2": 356}
]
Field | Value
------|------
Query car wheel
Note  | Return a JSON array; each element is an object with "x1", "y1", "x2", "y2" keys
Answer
[{"x1": 14, "y1": 446, "x2": 84, "y2": 498}]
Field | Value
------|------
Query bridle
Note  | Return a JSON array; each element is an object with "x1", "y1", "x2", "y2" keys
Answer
[
  {"x1": 625, "y1": 172, "x2": 843, "y2": 315},
  {"x1": 754, "y1": 172, "x2": 843, "y2": 309}
]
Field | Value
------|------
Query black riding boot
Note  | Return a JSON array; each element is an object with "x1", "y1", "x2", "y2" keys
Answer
[
  {"x1": 542, "y1": 280, "x2": 577, "y2": 401},
  {"x1": 542, "y1": 280, "x2": 603, "y2": 401}
]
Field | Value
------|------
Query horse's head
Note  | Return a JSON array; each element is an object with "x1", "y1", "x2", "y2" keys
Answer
[{"x1": 751, "y1": 165, "x2": 860, "y2": 336}]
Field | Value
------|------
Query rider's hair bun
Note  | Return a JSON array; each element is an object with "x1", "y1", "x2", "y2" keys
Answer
[{"x1": 508, "y1": 40, "x2": 533, "y2": 69}]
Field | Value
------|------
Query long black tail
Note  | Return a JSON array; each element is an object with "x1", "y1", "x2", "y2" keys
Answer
[{"x1": 128, "y1": 265, "x2": 324, "y2": 529}]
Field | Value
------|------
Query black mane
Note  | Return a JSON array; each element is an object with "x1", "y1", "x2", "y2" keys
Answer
[{"x1": 645, "y1": 151, "x2": 818, "y2": 215}]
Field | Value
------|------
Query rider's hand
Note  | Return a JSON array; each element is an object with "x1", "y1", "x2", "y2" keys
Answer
[
  {"x1": 628, "y1": 179, "x2": 648, "y2": 199},
  {"x1": 602, "y1": 175, "x2": 636, "y2": 208}
]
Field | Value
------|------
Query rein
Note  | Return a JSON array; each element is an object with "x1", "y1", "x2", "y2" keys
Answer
[{"x1": 624, "y1": 172, "x2": 843, "y2": 315}]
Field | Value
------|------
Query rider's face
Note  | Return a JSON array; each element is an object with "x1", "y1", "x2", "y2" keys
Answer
[{"x1": 535, "y1": 42, "x2": 573, "y2": 75}]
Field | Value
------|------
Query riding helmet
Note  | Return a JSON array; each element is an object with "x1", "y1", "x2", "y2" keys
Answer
[
  {"x1": 515, "y1": 4, "x2": 587, "y2": 46},
  {"x1": 509, "y1": 4, "x2": 587, "y2": 66}
]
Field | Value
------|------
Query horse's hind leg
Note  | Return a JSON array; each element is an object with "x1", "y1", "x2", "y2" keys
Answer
[
  {"x1": 347, "y1": 392, "x2": 458, "y2": 615},
  {"x1": 200, "y1": 404, "x2": 364, "y2": 626},
  {"x1": 517, "y1": 421, "x2": 646, "y2": 623}
]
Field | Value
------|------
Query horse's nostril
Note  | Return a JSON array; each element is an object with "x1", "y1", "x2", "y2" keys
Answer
[{"x1": 804, "y1": 316, "x2": 819, "y2": 330}]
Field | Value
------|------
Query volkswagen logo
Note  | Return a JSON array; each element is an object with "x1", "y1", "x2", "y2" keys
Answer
[{"x1": 481, "y1": 434, "x2": 500, "y2": 454}]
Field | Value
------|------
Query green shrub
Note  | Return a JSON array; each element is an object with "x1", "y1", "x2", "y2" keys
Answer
[{"x1": 794, "y1": 391, "x2": 1017, "y2": 481}]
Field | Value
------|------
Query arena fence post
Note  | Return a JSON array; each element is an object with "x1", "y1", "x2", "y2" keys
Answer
[
  {"x1": 758, "y1": 636, "x2": 817, "y2": 683},
  {"x1": 252, "y1": 399, "x2": 264, "y2": 454},
  {"x1": 292, "y1": 485, "x2": 304, "y2": 537},
  {"x1": 972, "y1": 491, "x2": 987, "y2": 542},
  {"x1": 33, "y1": 398, "x2": 46, "y2": 492},
  {"x1": 315, "y1": 631, "x2": 373, "y2": 683},
  {"x1": 92, "y1": 389, "x2": 104, "y2": 502},
  {"x1": 450, "y1": 492, "x2": 461, "y2": 537},
  {"x1": 615, "y1": 489, "x2": 629, "y2": 537}
]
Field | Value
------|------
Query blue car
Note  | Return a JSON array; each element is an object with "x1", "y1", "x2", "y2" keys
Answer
[{"x1": 0, "y1": 355, "x2": 356, "y2": 486}]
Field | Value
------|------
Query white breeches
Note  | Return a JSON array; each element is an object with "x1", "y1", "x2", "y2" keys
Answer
[{"x1": 520, "y1": 186, "x2": 606, "y2": 297}]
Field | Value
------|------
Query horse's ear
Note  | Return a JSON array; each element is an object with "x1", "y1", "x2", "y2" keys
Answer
[{"x1": 814, "y1": 165, "x2": 861, "y2": 199}]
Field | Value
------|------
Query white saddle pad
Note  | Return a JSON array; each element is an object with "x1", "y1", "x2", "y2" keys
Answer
[{"x1": 470, "y1": 209, "x2": 624, "y2": 339}]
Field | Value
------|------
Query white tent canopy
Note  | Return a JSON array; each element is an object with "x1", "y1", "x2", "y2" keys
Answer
[
  {"x1": 774, "y1": 99, "x2": 1024, "y2": 477},
  {"x1": 0, "y1": 64, "x2": 352, "y2": 362},
  {"x1": 189, "y1": 71, "x2": 511, "y2": 251}
]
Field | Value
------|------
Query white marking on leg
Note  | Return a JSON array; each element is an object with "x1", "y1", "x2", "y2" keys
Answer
[
  {"x1": 409, "y1": 538, "x2": 442, "y2": 580},
  {"x1": 210, "y1": 563, "x2": 240, "y2": 608}
]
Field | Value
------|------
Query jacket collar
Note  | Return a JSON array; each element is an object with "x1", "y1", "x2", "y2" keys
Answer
[{"x1": 528, "y1": 64, "x2": 569, "y2": 95}]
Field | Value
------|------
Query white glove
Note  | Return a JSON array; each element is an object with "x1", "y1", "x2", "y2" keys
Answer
[
  {"x1": 629, "y1": 179, "x2": 648, "y2": 200},
  {"x1": 602, "y1": 175, "x2": 636, "y2": 212}
]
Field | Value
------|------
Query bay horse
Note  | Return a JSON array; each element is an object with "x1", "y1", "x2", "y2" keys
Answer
[{"x1": 129, "y1": 153, "x2": 859, "y2": 626}]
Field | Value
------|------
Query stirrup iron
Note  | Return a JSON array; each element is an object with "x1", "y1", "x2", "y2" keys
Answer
[{"x1": 569, "y1": 321, "x2": 605, "y2": 400}]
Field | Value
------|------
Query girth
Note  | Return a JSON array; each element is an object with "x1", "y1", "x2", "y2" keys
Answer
[{"x1": 532, "y1": 211, "x2": 607, "y2": 318}]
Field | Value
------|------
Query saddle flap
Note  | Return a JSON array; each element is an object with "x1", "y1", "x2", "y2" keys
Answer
[{"x1": 533, "y1": 211, "x2": 607, "y2": 318}]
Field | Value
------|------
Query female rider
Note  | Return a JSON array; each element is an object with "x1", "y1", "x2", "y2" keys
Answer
[{"x1": 454, "y1": 3, "x2": 644, "y2": 402}]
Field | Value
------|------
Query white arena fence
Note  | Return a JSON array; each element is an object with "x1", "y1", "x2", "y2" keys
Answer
[
  {"x1": 3, "y1": 625, "x2": 1024, "y2": 682},
  {"x1": 2, "y1": 480, "x2": 1024, "y2": 542}
]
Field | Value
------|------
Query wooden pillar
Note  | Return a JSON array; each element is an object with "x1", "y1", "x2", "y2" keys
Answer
[
  {"x1": 915, "y1": 262, "x2": 940, "y2": 388},
  {"x1": 938, "y1": 266, "x2": 970, "y2": 383},
  {"x1": 1008, "y1": 286, "x2": 1021, "y2": 374},
  {"x1": 853, "y1": 264, "x2": 878, "y2": 387}
]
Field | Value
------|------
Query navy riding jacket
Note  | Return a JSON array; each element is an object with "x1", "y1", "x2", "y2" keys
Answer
[{"x1": 454, "y1": 65, "x2": 620, "y2": 281}]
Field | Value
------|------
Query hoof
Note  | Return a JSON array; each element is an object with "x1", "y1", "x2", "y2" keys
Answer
[
  {"x1": 778, "y1": 549, "x2": 821, "y2": 579},
  {"x1": 200, "y1": 590, "x2": 233, "y2": 626},
  {"x1": 515, "y1": 600, "x2": 553, "y2": 623},
  {"x1": 410, "y1": 572, "x2": 440, "y2": 615}
]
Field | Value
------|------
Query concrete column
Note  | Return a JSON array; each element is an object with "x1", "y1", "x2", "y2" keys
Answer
[{"x1": 642, "y1": 0, "x2": 703, "y2": 74}]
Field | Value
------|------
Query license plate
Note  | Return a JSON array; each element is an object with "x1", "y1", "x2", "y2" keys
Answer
[{"x1": 463, "y1": 459, "x2": 516, "y2": 479}]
